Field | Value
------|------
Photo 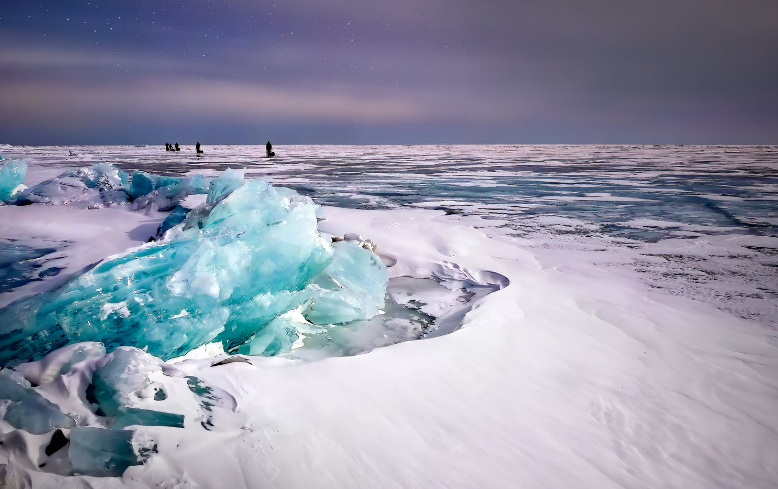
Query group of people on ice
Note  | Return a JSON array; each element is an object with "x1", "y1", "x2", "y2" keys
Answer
[{"x1": 162, "y1": 141, "x2": 275, "y2": 158}]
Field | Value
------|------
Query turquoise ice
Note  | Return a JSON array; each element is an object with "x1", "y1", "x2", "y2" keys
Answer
[
  {"x1": 130, "y1": 172, "x2": 211, "y2": 211},
  {"x1": 128, "y1": 171, "x2": 182, "y2": 199},
  {"x1": 69, "y1": 427, "x2": 145, "y2": 476},
  {"x1": 0, "y1": 169, "x2": 387, "y2": 364},
  {"x1": 0, "y1": 369, "x2": 75, "y2": 434},
  {"x1": 0, "y1": 160, "x2": 27, "y2": 203},
  {"x1": 157, "y1": 204, "x2": 189, "y2": 235}
]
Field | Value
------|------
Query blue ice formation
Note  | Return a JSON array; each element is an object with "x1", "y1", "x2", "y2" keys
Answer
[
  {"x1": 0, "y1": 160, "x2": 27, "y2": 203},
  {"x1": 129, "y1": 172, "x2": 182, "y2": 200},
  {"x1": 18, "y1": 163, "x2": 130, "y2": 206},
  {"x1": 0, "y1": 169, "x2": 387, "y2": 364},
  {"x1": 13, "y1": 342, "x2": 106, "y2": 386},
  {"x1": 130, "y1": 172, "x2": 211, "y2": 211},
  {"x1": 90, "y1": 347, "x2": 165, "y2": 417},
  {"x1": 0, "y1": 369, "x2": 75, "y2": 434},
  {"x1": 12, "y1": 163, "x2": 211, "y2": 210},
  {"x1": 69, "y1": 427, "x2": 145, "y2": 476},
  {"x1": 0, "y1": 345, "x2": 193, "y2": 477},
  {"x1": 89, "y1": 347, "x2": 185, "y2": 429},
  {"x1": 157, "y1": 204, "x2": 189, "y2": 235}
]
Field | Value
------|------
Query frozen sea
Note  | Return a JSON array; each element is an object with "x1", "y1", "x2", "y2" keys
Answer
[
  {"x1": 4, "y1": 144, "x2": 778, "y2": 326},
  {"x1": 1, "y1": 144, "x2": 777, "y2": 489}
]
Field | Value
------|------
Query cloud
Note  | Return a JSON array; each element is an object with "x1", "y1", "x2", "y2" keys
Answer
[
  {"x1": 1, "y1": 0, "x2": 776, "y2": 143},
  {"x1": 1, "y1": 75, "x2": 534, "y2": 127}
]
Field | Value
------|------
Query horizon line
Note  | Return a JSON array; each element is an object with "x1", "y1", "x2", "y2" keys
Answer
[{"x1": 4, "y1": 143, "x2": 778, "y2": 147}]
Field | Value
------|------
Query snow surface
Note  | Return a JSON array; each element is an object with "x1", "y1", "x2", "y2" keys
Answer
[{"x1": 1, "y1": 147, "x2": 777, "y2": 488}]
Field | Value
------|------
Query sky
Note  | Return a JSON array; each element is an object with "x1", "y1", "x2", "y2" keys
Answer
[{"x1": 0, "y1": 0, "x2": 777, "y2": 145}]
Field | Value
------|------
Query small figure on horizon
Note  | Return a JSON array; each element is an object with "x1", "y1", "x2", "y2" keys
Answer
[
  {"x1": 165, "y1": 142, "x2": 170, "y2": 151},
  {"x1": 175, "y1": 142, "x2": 180, "y2": 151},
  {"x1": 266, "y1": 140, "x2": 275, "y2": 158},
  {"x1": 196, "y1": 141, "x2": 203, "y2": 155}
]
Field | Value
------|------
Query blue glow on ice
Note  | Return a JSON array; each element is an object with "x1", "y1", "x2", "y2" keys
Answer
[
  {"x1": 128, "y1": 172, "x2": 182, "y2": 200},
  {"x1": 130, "y1": 172, "x2": 211, "y2": 211}
]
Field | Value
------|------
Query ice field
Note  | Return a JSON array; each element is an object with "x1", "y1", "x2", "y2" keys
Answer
[{"x1": 0, "y1": 145, "x2": 776, "y2": 488}]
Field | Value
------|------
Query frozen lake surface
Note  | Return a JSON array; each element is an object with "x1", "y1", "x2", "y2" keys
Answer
[{"x1": 5, "y1": 144, "x2": 778, "y2": 326}]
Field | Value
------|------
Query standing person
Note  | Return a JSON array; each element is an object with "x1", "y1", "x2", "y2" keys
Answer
[
  {"x1": 165, "y1": 142, "x2": 170, "y2": 151},
  {"x1": 175, "y1": 142, "x2": 180, "y2": 151},
  {"x1": 266, "y1": 140, "x2": 273, "y2": 158},
  {"x1": 196, "y1": 141, "x2": 203, "y2": 154}
]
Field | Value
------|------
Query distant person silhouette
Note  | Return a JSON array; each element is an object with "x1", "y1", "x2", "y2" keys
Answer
[
  {"x1": 196, "y1": 141, "x2": 203, "y2": 155},
  {"x1": 266, "y1": 140, "x2": 275, "y2": 158},
  {"x1": 165, "y1": 142, "x2": 170, "y2": 151},
  {"x1": 175, "y1": 142, "x2": 180, "y2": 151}
]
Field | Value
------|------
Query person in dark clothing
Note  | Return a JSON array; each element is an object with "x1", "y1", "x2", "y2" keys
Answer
[
  {"x1": 165, "y1": 142, "x2": 170, "y2": 151},
  {"x1": 266, "y1": 141, "x2": 275, "y2": 158},
  {"x1": 196, "y1": 141, "x2": 203, "y2": 155},
  {"x1": 174, "y1": 142, "x2": 180, "y2": 151}
]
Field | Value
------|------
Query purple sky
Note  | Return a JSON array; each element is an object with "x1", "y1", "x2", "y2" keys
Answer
[{"x1": 1, "y1": 0, "x2": 776, "y2": 144}]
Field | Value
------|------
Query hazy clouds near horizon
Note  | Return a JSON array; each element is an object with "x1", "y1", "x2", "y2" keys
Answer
[{"x1": 1, "y1": 0, "x2": 776, "y2": 144}]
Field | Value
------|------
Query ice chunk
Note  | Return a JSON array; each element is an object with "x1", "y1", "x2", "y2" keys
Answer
[
  {"x1": 0, "y1": 369, "x2": 75, "y2": 434},
  {"x1": 303, "y1": 241, "x2": 388, "y2": 325},
  {"x1": 89, "y1": 347, "x2": 164, "y2": 417},
  {"x1": 0, "y1": 160, "x2": 27, "y2": 203},
  {"x1": 157, "y1": 205, "x2": 189, "y2": 236},
  {"x1": 14, "y1": 342, "x2": 106, "y2": 386},
  {"x1": 128, "y1": 172, "x2": 181, "y2": 200},
  {"x1": 241, "y1": 313, "x2": 305, "y2": 356},
  {"x1": 112, "y1": 407, "x2": 185, "y2": 429},
  {"x1": 68, "y1": 427, "x2": 144, "y2": 477},
  {"x1": 17, "y1": 163, "x2": 129, "y2": 207},
  {"x1": 207, "y1": 168, "x2": 244, "y2": 205},
  {"x1": 130, "y1": 173, "x2": 211, "y2": 211},
  {"x1": 0, "y1": 170, "x2": 387, "y2": 364},
  {"x1": 238, "y1": 242, "x2": 388, "y2": 356}
]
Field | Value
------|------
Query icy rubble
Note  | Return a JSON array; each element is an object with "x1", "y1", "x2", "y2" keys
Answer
[
  {"x1": 8, "y1": 163, "x2": 211, "y2": 210},
  {"x1": 17, "y1": 163, "x2": 130, "y2": 207},
  {"x1": 68, "y1": 427, "x2": 143, "y2": 476},
  {"x1": 14, "y1": 342, "x2": 106, "y2": 386},
  {"x1": 0, "y1": 160, "x2": 27, "y2": 203},
  {"x1": 0, "y1": 345, "x2": 217, "y2": 477},
  {"x1": 130, "y1": 172, "x2": 211, "y2": 211},
  {"x1": 0, "y1": 369, "x2": 75, "y2": 435},
  {"x1": 0, "y1": 168, "x2": 388, "y2": 364}
]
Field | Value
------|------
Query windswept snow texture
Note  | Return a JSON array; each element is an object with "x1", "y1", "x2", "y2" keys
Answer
[
  {"x1": 0, "y1": 170, "x2": 387, "y2": 365},
  {"x1": 0, "y1": 160, "x2": 26, "y2": 203}
]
